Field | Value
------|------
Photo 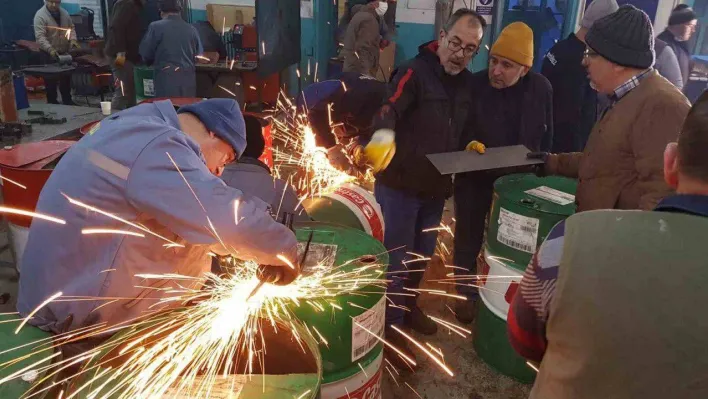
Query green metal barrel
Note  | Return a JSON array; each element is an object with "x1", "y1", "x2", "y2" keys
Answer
[
  {"x1": 292, "y1": 222, "x2": 388, "y2": 397},
  {"x1": 0, "y1": 314, "x2": 57, "y2": 398},
  {"x1": 133, "y1": 66, "x2": 155, "y2": 103},
  {"x1": 487, "y1": 174, "x2": 577, "y2": 271},
  {"x1": 473, "y1": 300, "x2": 536, "y2": 384},
  {"x1": 302, "y1": 183, "x2": 385, "y2": 242},
  {"x1": 74, "y1": 311, "x2": 322, "y2": 399}
]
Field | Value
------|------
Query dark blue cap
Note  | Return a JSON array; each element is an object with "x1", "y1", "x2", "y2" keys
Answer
[{"x1": 178, "y1": 99, "x2": 247, "y2": 158}]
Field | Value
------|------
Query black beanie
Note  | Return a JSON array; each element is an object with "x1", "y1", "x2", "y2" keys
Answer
[
  {"x1": 669, "y1": 4, "x2": 697, "y2": 26},
  {"x1": 586, "y1": 5, "x2": 655, "y2": 69},
  {"x1": 241, "y1": 115, "x2": 265, "y2": 159}
]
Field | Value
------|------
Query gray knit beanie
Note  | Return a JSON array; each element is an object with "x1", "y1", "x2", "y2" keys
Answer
[
  {"x1": 581, "y1": 0, "x2": 619, "y2": 29},
  {"x1": 586, "y1": 5, "x2": 655, "y2": 69}
]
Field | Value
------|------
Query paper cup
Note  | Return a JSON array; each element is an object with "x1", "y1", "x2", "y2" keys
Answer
[{"x1": 100, "y1": 101, "x2": 112, "y2": 116}]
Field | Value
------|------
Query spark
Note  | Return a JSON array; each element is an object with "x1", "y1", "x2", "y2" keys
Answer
[
  {"x1": 527, "y1": 361, "x2": 540, "y2": 372},
  {"x1": 0, "y1": 175, "x2": 27, "y2": 189},
  {"x1": 120, "y1": 80, "x2": 125, "y2": 97},
  {"x1": 384, "y1": 365, "x2": 400, "y2": 386},
  {"x1": 276, "y1": 254, "x2": 296, "y2": 270},
  {"x1": 296, "y1": 390, "x2": 312, "y2": 399},
  {"x1": 234, "y1": 199, "x2": 240, "y2": 225},
  {"x1": 406, "y1": 382, "x2": 423, "y2": 399},
  {"x1": 219, "y1": 85, "x2": 236, "y2": 96},
  {"x1": 15, "y1": 291, "x2": 63, "y2": 334},
  {"x1": 82, "y1": 228, "x2": 145, "y2": 238},
  {"x1": 391, "y1": 325, "x2": 454, "y2": 376},
  {"x1": 353, "y1": 321, "x2": 416, "y2": 366},
  {"x1": 222, "y1": 16, "x2": 226, "y2": 36},
  {"x1": 196, "y1": 55, "x2": 211, "y2": 62},
  {"x1": 261, "y1": 41, "x2": 266, "y2": 55},
  {"x1": 0, "y1": 206, "x2": 65, "y2": 224},
  {"x1": 358, "y1": 362, "x2": 368, "y2": 378},
  {"x1": 63, "y1": 195, "x2": 182, "y2": 247},
  {"x1": 249, "y1": 85, "x2": 257, "y2": 91}
]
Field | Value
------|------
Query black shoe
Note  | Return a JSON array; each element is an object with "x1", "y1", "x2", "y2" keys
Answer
[
  {"x1": 404, "y1": 305, "x2": 438, "y2": 335},
  {"x1": 454, "y1": 299, "x2": 478, "y2": 325},
  {"x1": 384, "y1": 326, "x2": 417, "y2": 372}
]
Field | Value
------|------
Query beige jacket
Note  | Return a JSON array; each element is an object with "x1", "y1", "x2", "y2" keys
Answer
[
  {"x1": 342, "y1": 5, "x2": 381, "y2": 76},
  {"x1": 34, "y1": 5, "x2": 77, "y2": 54},
  {"x1": 548, "y1": 71, "x2": 690, "y2": 211}
]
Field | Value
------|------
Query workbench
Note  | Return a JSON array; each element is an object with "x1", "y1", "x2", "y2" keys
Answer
[{"x1": 16, "y1": 103, "x2": 102, "y2": 143}]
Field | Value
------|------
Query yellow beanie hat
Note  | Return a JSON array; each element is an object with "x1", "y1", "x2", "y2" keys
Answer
[{"x1": 490, "y1": 22, "x2": 534, "y2": 67}]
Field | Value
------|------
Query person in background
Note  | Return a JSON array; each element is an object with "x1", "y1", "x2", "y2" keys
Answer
[
  {"x1": 298, "y1": 72, "x2": 387, "y2": 173},
  {"x1": 654, "y1": 38, "x2": 683, "y2": 90},
  {"x1": 531, "y1": 5, "x2": 690, "y2": 212},
  {"x1": 18, "y1": 99, "x2": 299, "y2": 358},
  {"x1": 220, "y1": 115, "x2": 303, "y2": 222},
  {"x1": 368, "y1": 9, "x2": 485, "y2": 369},
  {"x1": 342, "y1": 0, "x2": 388, "y2": 76},
  {"x1": 658, "y1": 4, "x2": 698, "y2": 91},
  {"x1": 105, "y1": 0, "x2": 146, "y2": 110},
  {"x1": 452, "y1": 22, "x2": 553, "y2": 324},
  {"x1": 139, "y1": 0, "x2": 206, "y2": 97},
  {"x1": 508, "y1": 91, "x2": 708, "y2": 399},
  {"x1": 542, "y1": 0, "x2": 618, "y2": 153},
  {"x1": 34, "y1": 0, "x2": 80, "y2": 105}
]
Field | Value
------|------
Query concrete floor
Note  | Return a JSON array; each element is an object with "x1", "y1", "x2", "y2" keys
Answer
[{"x1": 380, "y1": 203, "x2": 532, "y2": 399}]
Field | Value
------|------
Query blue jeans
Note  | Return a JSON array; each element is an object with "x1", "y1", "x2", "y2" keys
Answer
[
  {"x1": 453, "y1": 176, "x2": 494, "y2": 301},
  {"x1": 374, "y1": 182, "x2": 445, "y2": 326}
]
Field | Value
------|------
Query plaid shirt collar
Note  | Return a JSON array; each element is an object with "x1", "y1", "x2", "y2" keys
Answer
[{"x1": 611, "y1": 68, "x2": 653, "y2": 102}]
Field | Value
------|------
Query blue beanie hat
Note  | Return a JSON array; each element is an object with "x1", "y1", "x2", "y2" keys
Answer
[{"x1": 178, "y1": 99, "x2": 247, "y2": 158}]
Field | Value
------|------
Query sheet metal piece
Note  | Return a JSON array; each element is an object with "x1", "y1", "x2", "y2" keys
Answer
[{"x1": 427, "y1": 145, "x2": 543, "y2": 175}]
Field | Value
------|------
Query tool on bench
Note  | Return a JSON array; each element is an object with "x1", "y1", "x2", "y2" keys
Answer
[
  {"x1": 25, "y1": 111, "x2": 67, "y2": 125},
  {"x1": 0, "y1": 122, "x2": 32, "y2": 140}
]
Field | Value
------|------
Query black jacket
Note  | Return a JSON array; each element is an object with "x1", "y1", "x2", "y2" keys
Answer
[
  {"x1": 541, "y1": 33, "x2": 596, "y2": 152},
  {"x1": 465, "y1": 70, "x2": 553, "y2": 153},
  {"x1": 373, "y1": 41, "x2": 473, "y2": 199},
  {"x1": 104, "y1": 0, "x2": 145, "y2": 63},
  {"x1": 658, "y1": 30, "x2": 692, "y2": 90}
]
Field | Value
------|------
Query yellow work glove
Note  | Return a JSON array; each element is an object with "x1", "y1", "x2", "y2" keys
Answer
[
  {"x1": 48, "y1": 48, "x2": 59, "y2": 60},
  {"x1": 364, "y1": 129, "x2": 396, "y2": 173},
  {"x1": 465, "y1": 140, "x2": 486, "y2": 154},
  {"x1": 70, "y1": 40, "x2": 81, "y2": 50},
  {"x1": 115, "y1": 53, "x2": 126, "y2": 67}
]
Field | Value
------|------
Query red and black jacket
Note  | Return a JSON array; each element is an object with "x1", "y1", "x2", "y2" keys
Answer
[{"x1": 373, "y1": 41, "x2": 473, "y2": 199}]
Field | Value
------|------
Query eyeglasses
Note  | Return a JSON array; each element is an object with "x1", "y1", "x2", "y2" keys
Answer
[
  {"x1": 584, "y1": 49, "x2": 600, "y2": 59},
  {"x1": 445, "y1": 36, "x2": 478, "y2": 57}
]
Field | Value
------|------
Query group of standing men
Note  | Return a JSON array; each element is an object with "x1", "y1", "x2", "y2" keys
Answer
[
  {"x1": 32, "y1": 0, "x2": 206, "y2": 109},
  {"x1": 327, "y1": 3, "x2": 698, "y2": 382}
]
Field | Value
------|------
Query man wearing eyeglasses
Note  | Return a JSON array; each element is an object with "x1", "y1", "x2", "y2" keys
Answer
[
  {"x1": 453, "y1": 22, "x2": 554, "y2": 324},
  {"x1": 365, "y1": 8, "x2": 486, "y2": 370},
  {"x1": 530, "y1": 5, "x2": 690, "y2": 213}
]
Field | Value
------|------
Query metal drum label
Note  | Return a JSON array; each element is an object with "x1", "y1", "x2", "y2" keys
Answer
[
  {"x1": 497, "y1": 208, "x2": 539, "y2": 254},
  {"x1": 338, "y1": 367, "x2": 383, "y2": 399},
  {"x1": 525, "y1": 185, "x2": 575, "y2": 206},
  {"x1": 351, "y1": 296, "x2": 385, "y2": 362}
]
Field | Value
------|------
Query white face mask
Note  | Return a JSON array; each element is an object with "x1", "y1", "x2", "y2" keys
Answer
[{"x1": 376, "y1": 1, "x2": 388, "y2": 17}]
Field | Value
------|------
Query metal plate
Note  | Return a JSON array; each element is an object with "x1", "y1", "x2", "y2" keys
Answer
[{"x1": 427, "y1": 145, "x2": 543, "y2": 175}]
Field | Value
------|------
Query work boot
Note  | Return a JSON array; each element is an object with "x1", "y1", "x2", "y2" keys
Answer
[
  {"x1": 454, "y1": 299, "x2": 478, "y2": 325},
  {"x1": 404, "y1": 305, "x2": 438, "y2": 335},
  {"x1": 384, "y1": 326, "x2": 417, "y2": 372}
]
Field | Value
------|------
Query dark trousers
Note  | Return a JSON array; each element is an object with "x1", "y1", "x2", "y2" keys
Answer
[
  {"x1": 374, "y1": 181, "x2": 445, "y2": 326},
  {"x1": 45, "y1": 76, "x2": 72, "y2": 105},
  {"x1": 453, "y1": 175, "x2": 495, "y2": 301}
]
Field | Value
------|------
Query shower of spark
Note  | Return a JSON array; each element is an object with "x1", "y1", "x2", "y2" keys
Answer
[{"x1": 268, "y1": 92, "x2": 373, "y2": 199}]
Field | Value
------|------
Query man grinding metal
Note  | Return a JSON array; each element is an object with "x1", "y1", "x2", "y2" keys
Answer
[{"x1": 17, "y1": 99, "x2": 300, "y2": 352}]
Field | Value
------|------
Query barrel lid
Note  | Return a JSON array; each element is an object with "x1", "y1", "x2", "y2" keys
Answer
[
  {"x1": 294, "y1": 221, "x2": 388, "y2": 280},
  {"x1": 494, "y1": 173, "x2": 578, "y2": 216}
]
